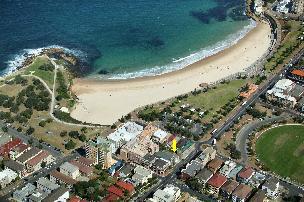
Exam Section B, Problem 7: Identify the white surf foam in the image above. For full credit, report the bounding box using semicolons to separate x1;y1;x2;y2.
101;19;257;80
2;45;85;77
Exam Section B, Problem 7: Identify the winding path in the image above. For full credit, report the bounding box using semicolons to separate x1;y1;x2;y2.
235;114;290;164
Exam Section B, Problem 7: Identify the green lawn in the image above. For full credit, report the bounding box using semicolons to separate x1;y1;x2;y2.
24;56;55;88
256;125;304;184
182;79;246;119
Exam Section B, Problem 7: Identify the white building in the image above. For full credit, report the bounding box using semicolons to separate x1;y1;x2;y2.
262;177;280;199
148;184;181;202
59;162;80;180
107;122;143;153
37;177;60;194
132;165;153;186
152;129;169;143
0;168;18;188
219;161;237;177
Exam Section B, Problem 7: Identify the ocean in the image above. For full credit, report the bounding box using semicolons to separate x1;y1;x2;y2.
0;0;254;79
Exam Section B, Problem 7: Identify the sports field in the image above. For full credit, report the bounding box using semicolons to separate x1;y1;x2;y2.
256;125;304;184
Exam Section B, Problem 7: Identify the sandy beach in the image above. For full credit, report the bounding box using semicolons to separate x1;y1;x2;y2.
71;21;272;125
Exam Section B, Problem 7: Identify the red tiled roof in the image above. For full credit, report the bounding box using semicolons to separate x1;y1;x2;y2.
108;185;124;197
232;184;252;200
102;193;120;202
207;173;227;188
68;196;88;202
50;170;77;185
116;181;134;193
70;160;93;175
238;167;254;179
27;150;50;166
77;157;94;166
0;139;22;156
291;69;304;77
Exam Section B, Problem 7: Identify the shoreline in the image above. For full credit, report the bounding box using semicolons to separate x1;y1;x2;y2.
70;21;272;125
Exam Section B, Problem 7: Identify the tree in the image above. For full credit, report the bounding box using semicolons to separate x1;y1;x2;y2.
26;127;35;135
65;140;76;150
60;131;67;137
41;161;46;168
68;131;80;139
1;126;8;132
39;121;46;127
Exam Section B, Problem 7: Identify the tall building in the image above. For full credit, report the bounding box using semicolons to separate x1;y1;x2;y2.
85;137;113;169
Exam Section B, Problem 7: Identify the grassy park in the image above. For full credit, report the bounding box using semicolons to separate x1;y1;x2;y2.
256;125;304;184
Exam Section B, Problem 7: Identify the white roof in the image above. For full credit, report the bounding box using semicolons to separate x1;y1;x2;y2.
274;79;294;91
60;162;79;173
153;129;168;140
134;165;153;177
0;168;18;181
107;122;143;143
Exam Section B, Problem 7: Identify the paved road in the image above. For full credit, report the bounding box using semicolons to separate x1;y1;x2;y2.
211;48;304;144
235;114;290;164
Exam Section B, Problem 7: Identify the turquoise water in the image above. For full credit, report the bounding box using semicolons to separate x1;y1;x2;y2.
0;0;253;78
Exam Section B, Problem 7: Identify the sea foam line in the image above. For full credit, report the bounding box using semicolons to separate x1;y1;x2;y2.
102;19;257;80
2;45;86;77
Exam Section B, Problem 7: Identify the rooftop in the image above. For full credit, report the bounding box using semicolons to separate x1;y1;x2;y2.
116;181;134;192
250;190;267;202
37;177;60;191
220;180;239;194
107;122;143;143
232;184;252;199
70;160;93;175
50;170;77;185
207;158;224;171
60;162;79;173
291;69;304;77
108;185;124;197
77;157;94;167
238;167;254;179
42;186;69;202
0;138;22;155
195;168;213;181
207;173;227;188
27;150;51;166
4;159;25;171
16;147;41;164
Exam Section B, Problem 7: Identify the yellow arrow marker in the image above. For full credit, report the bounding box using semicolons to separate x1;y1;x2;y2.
171;138;177;153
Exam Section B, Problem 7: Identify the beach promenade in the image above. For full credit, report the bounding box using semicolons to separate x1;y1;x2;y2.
71;22;272;125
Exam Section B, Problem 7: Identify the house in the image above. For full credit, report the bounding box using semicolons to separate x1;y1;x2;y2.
37;177;60;194
0;138;22;157
117;164;135;178
77;157;94;167
237;167;254;183
261;177;280;199
131;166;153;186
116;181;135;195
13;183;36;202
250;190;268;202
207;158;224;173
206;173;227;196
28;189;49;202
50;170;77;189
228;165;243;179
0;168;18;188
107;122;143;153
249;171;266;188
148;184;180;202
152;129;170;143
150;157;171;176
220;180;239;199
42;186;70;202
266;79;297;108
4;160;27;178
219;161;236;177
231;184;252;202
195;168;213;185
154;151;180;165
102;193;120;202
9;143;29;160
70;160;93;176
180;160;204;180
108;185;124;198
26;151;54;173
290;69;304;82
60;162;80;179
16;147;42;165
196;146;216;167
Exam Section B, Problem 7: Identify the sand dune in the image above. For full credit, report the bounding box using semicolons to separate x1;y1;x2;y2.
71;22;272;125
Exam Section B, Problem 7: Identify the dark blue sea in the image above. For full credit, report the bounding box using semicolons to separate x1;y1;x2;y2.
0;0;254;79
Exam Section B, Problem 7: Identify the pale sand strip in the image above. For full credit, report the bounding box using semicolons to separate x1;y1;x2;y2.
70;22;272;125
